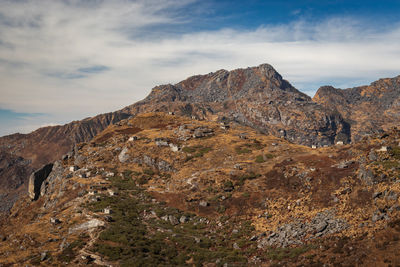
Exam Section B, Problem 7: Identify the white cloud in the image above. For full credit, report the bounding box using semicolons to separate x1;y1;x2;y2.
1;0;400;135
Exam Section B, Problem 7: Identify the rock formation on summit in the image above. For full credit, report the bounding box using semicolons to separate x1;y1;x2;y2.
124;64;351;146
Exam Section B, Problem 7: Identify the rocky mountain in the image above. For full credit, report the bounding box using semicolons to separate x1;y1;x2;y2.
313;75;400;142
0;63;399;215
1;113;400;266
125;64;351;146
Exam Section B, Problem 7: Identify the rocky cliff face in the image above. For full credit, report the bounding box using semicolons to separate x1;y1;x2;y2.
313;75;400;142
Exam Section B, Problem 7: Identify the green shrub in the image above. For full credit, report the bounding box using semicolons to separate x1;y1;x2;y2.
255;155;265;163
182;146;197;153
143;168;155;176
390;147;400;159
235;146;252;154
183;146;212;161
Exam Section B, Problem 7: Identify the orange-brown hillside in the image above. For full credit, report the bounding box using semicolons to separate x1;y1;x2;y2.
1;113;400;266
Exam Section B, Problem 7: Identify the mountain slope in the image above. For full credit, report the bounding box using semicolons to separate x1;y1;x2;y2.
1;113;400;266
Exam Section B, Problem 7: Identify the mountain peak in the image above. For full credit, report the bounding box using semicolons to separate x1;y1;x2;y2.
144;63;307;104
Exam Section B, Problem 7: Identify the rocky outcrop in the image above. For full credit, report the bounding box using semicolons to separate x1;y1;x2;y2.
39;161;65;200
28;163;54;200
257;210;348;248
313;75;400;142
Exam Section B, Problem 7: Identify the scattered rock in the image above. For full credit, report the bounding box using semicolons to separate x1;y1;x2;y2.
69;166;79;172
169;143;180;152
179;216;189;223
155;138;170;147
368;150;378;161
50;217;61;225
128;136;138;142
199;200;209;207
387;191;398;201
257;210;347;248
372;210;387;222
40;252;47;261
358;166;375;185
333;160;355;169
314;221;328;233
193;127;214;138
373;191;383;199
168;215;179;225
118;147;130;163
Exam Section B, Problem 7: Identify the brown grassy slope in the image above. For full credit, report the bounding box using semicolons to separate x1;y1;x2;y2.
1;113;399;265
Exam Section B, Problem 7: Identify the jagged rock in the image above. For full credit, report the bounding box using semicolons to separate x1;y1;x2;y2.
373;191;383;199
28;163;54;200
74;154;86;166
169;143;179;152
40;161;64;199
250;235;258;241
118;147;130;163
193;127;214;138
358;166;375;185
40;252;47;261
179;216;189;223
133;155;175;172
168;215;179;225
387;191;398;201
155;138;170;147
372;210;388;222
69;166;79;172
368;150;378;161
333;160;355;169
315;221;328;233
50;217;61;225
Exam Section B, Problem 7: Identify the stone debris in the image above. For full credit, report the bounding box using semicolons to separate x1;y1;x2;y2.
155;138;170;147
258;210;348;248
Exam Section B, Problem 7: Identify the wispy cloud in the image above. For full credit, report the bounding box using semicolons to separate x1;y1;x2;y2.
1;0;400;135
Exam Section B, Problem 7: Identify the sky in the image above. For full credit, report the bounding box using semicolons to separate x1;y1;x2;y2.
1;0;400;136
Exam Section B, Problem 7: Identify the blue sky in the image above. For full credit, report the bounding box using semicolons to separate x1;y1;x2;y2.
1;0;400;136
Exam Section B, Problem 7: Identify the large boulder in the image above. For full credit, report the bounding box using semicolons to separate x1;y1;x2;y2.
28;163;54;200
